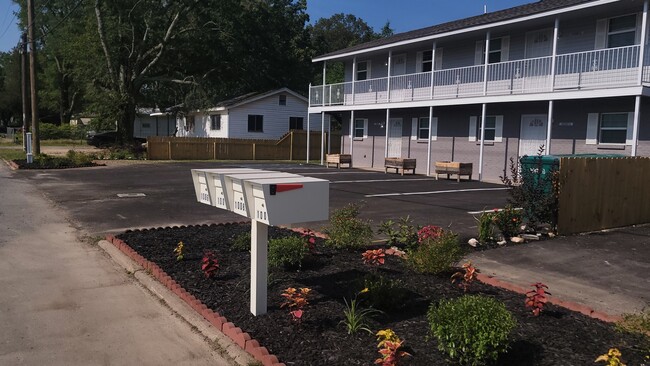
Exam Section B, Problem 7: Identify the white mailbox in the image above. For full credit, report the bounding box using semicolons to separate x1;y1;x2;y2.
223;172;301;218
245;176;329;226
190;168;330;316
191;168;263;206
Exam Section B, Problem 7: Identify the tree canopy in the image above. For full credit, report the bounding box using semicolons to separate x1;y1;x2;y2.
2;1;393;141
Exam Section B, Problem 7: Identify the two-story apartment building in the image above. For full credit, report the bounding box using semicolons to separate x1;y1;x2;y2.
308;0;650;182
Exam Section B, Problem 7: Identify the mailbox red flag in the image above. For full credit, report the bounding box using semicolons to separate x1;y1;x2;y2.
275;184;303;193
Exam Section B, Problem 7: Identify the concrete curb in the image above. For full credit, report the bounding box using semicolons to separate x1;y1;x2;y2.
476;273;623;323
2;158;19;170
102;234;286;366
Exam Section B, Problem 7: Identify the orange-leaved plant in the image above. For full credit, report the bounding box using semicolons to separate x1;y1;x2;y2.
201;250;219;278
451;261;478;292
375;329;410;366
417;225;444;243
280;287;311;322
525;282;551;316
363;249;386;266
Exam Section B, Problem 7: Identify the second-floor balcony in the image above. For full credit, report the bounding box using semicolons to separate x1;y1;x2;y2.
310;45;649;107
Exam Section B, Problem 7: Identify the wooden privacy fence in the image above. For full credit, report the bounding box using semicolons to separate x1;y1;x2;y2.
147;130;341;161
557;156;650;235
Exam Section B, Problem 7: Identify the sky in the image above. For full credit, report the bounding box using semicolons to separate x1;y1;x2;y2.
0;0;535;53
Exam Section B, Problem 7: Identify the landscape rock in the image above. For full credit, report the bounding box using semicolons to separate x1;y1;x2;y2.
497;240;507;246
521;234;540;241
511;236;525;244
468;238;479;247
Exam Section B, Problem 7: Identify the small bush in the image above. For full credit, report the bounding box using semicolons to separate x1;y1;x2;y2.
268;236;308;270
492;205;522;239
324;203;373;249
406;231;464;274
377;216;419;248
428;295;516;366
616;308;650;336
231;232;250;252
66;150;95;165
361;275;408;311
476;211;495;243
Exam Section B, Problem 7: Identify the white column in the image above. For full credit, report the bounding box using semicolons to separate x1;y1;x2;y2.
430;41;437;100
384;109;390;158
306;113;310;163
632;95;641;156
352;57;357;105
550;18;560;90
546;100;554;155
321;112;325;165
387;51;393;102
350;111;355;156
322;61;327;106
250;219;268;316
427;106;433;176
26;132;33;163
327;117;331;154
483;32;491;96
638;0;648;84
478;103;487;181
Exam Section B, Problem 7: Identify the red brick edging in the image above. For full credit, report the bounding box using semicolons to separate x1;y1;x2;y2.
476;273;622;323
105;233;286;366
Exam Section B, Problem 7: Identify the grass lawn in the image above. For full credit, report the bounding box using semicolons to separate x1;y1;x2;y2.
0;148;26;161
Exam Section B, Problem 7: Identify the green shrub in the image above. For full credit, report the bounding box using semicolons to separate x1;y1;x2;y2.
492;205;522;239
231;232;250;252
377;215;419;248
324;203;373;249
65;150;95;165
406;231;464;274
428;295;517;366
361;275;408;311
268;236;308;270
39;123;87;140
476;210;495;243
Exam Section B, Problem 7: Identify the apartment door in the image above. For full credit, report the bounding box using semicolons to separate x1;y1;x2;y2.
392;54;406;76
525;29;553;58
519;114;548;156
387;118;403;157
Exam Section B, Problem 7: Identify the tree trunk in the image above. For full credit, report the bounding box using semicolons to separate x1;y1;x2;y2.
118;100;136;144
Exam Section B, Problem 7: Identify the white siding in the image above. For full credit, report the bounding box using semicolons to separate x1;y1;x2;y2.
228;93;308;139
134;115;176;138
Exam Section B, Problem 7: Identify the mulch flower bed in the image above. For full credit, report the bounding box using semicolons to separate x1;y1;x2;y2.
12;159;101;169
117;223;648;366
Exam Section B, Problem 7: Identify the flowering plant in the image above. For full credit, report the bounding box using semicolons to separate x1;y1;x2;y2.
417;225;444;243
451;261;478;292
375;329;410;366
362;249;386;266
281;287;311;321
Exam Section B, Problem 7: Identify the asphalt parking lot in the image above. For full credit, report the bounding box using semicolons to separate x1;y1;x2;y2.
13;161;510;238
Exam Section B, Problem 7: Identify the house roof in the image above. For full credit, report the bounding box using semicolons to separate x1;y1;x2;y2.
210;87;308;111
314;0;601;61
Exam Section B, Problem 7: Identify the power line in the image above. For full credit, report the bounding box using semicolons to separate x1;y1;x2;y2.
26;0;85;46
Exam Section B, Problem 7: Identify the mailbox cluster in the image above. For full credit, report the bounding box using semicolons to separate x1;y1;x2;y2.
191;168;329;225
191;168;329;315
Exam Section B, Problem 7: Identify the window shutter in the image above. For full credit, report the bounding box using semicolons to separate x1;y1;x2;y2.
363;119;368;138
586;113;599;144
475;41;485;65
626;111;635;145
469;116;477;141
595;19;608;49
431;117;438;141
495;115;504;142
416;52;423;73
501;36;510;62
434;48;443;70
411;117;418;140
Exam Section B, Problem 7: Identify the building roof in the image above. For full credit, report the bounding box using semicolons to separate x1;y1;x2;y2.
211;87;308;110
315;0;598;61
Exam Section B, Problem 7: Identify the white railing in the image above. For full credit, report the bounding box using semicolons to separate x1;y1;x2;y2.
309;45;642;107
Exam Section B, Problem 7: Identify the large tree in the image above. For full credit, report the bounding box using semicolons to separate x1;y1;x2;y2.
0;50;24;127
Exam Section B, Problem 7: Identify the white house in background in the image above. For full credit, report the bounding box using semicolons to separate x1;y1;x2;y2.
134;108;176;139
176;88;330;139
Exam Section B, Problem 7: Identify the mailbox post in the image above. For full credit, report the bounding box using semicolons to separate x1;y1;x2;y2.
191;169;329;316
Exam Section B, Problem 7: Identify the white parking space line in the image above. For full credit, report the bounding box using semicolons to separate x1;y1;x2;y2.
331;178;436;184
307;171;384;175
467;207;522;214
365;187;509;198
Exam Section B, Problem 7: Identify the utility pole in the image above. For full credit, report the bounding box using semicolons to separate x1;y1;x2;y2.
27;0;40;155
20;33;28;151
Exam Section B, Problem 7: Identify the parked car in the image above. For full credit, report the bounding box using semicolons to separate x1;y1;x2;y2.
87;131;146;147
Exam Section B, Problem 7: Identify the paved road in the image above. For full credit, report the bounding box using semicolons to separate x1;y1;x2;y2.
0;163;233;365
15;161;510;238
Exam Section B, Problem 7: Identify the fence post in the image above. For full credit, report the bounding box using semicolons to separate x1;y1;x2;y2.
213;142;217;160
168;141;172;160
253;143;256;160
290;131;294;161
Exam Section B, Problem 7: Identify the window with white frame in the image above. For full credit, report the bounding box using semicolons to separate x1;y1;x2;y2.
469;115;503;142
248;115;264;132
289;117;303;130
477;116;497;141
356;61;370;81
476;37;509;64
607;14;637;48
184;115;195;132
210;115;221;130
353;118;367;139
488;38;503;64
599;113;628;144
420;51;433;72
418;117;429;139
279;94;287;106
